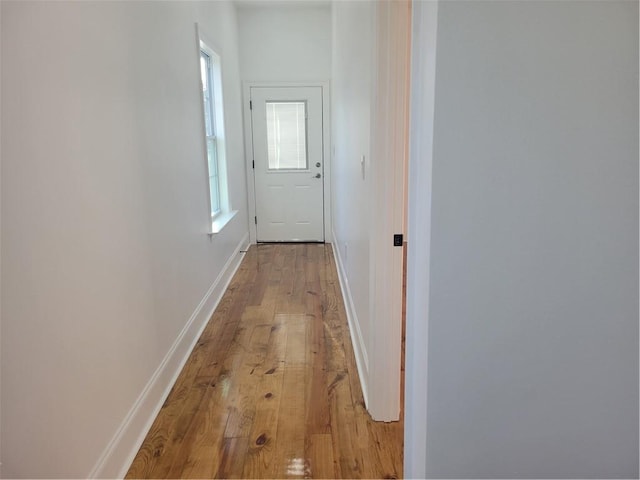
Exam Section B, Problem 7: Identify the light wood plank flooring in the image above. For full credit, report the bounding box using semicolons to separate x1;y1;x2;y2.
126;243;403;479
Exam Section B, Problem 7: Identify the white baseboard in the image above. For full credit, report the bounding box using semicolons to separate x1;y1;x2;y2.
330;230;369;408
89;232;250;479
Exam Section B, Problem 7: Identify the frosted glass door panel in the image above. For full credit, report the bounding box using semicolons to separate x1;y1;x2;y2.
266;101;308;170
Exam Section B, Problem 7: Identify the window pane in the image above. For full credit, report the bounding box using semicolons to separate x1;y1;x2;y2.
200;52;213;137
207;137;221;215
266;101;308;170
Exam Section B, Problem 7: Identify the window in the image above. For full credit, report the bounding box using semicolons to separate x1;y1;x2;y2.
197;30;236;234
266;101;308;170
200;50;221;216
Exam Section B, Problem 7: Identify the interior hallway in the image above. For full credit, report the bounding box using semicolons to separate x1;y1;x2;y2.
126;243;403;479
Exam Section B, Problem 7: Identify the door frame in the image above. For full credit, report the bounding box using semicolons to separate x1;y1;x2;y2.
364;0;411;423
242;81;331;244
404;1;438;477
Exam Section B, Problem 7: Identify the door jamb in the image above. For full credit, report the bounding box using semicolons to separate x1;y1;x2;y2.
364;0;412;423
242;81;332;244
403;0;439;477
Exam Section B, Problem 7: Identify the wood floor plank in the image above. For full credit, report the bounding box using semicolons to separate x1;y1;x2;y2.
276;246;306;314
272;365;307;478
327;368;360;478
308;433;337;479
270;319;308;478
224;324;272;438
242;321;287;479
247;244;273;306
367;420;403;479
215;437;249;479
284;315;307;366
353;400;376;479
155;386;213;478
126;243;404;479
305;246;330;436
305;296;330;435
172;385;230;479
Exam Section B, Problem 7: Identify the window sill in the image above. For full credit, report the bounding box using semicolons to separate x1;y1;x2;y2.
209;210;238;236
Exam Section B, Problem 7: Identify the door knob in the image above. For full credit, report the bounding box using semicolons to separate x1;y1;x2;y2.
313;173;322;178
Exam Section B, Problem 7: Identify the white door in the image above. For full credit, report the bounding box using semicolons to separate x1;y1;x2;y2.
250;86;324;242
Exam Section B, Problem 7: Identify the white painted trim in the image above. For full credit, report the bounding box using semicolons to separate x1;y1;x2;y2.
242;81;331;243
404;0;439;478
321;84;332;243
330;233;369;408
0;2;3;473
242;82;257;243
209;209;238;235
365;0;411;422
88;233;250;479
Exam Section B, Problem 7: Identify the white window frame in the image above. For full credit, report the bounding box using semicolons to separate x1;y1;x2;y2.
200;49;222;218
196;25;236;234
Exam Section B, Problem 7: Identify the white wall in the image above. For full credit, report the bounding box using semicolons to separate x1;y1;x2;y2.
330;0;374;404
1;1;249;477
237;4;331;82
406;0;639;477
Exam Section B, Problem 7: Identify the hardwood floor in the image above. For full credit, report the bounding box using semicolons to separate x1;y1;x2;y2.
126;243;403;479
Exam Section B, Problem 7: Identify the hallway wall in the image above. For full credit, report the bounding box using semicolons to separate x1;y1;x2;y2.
330;0;374;404
1;1;248;477
407;0;639;477
237;4;331;82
